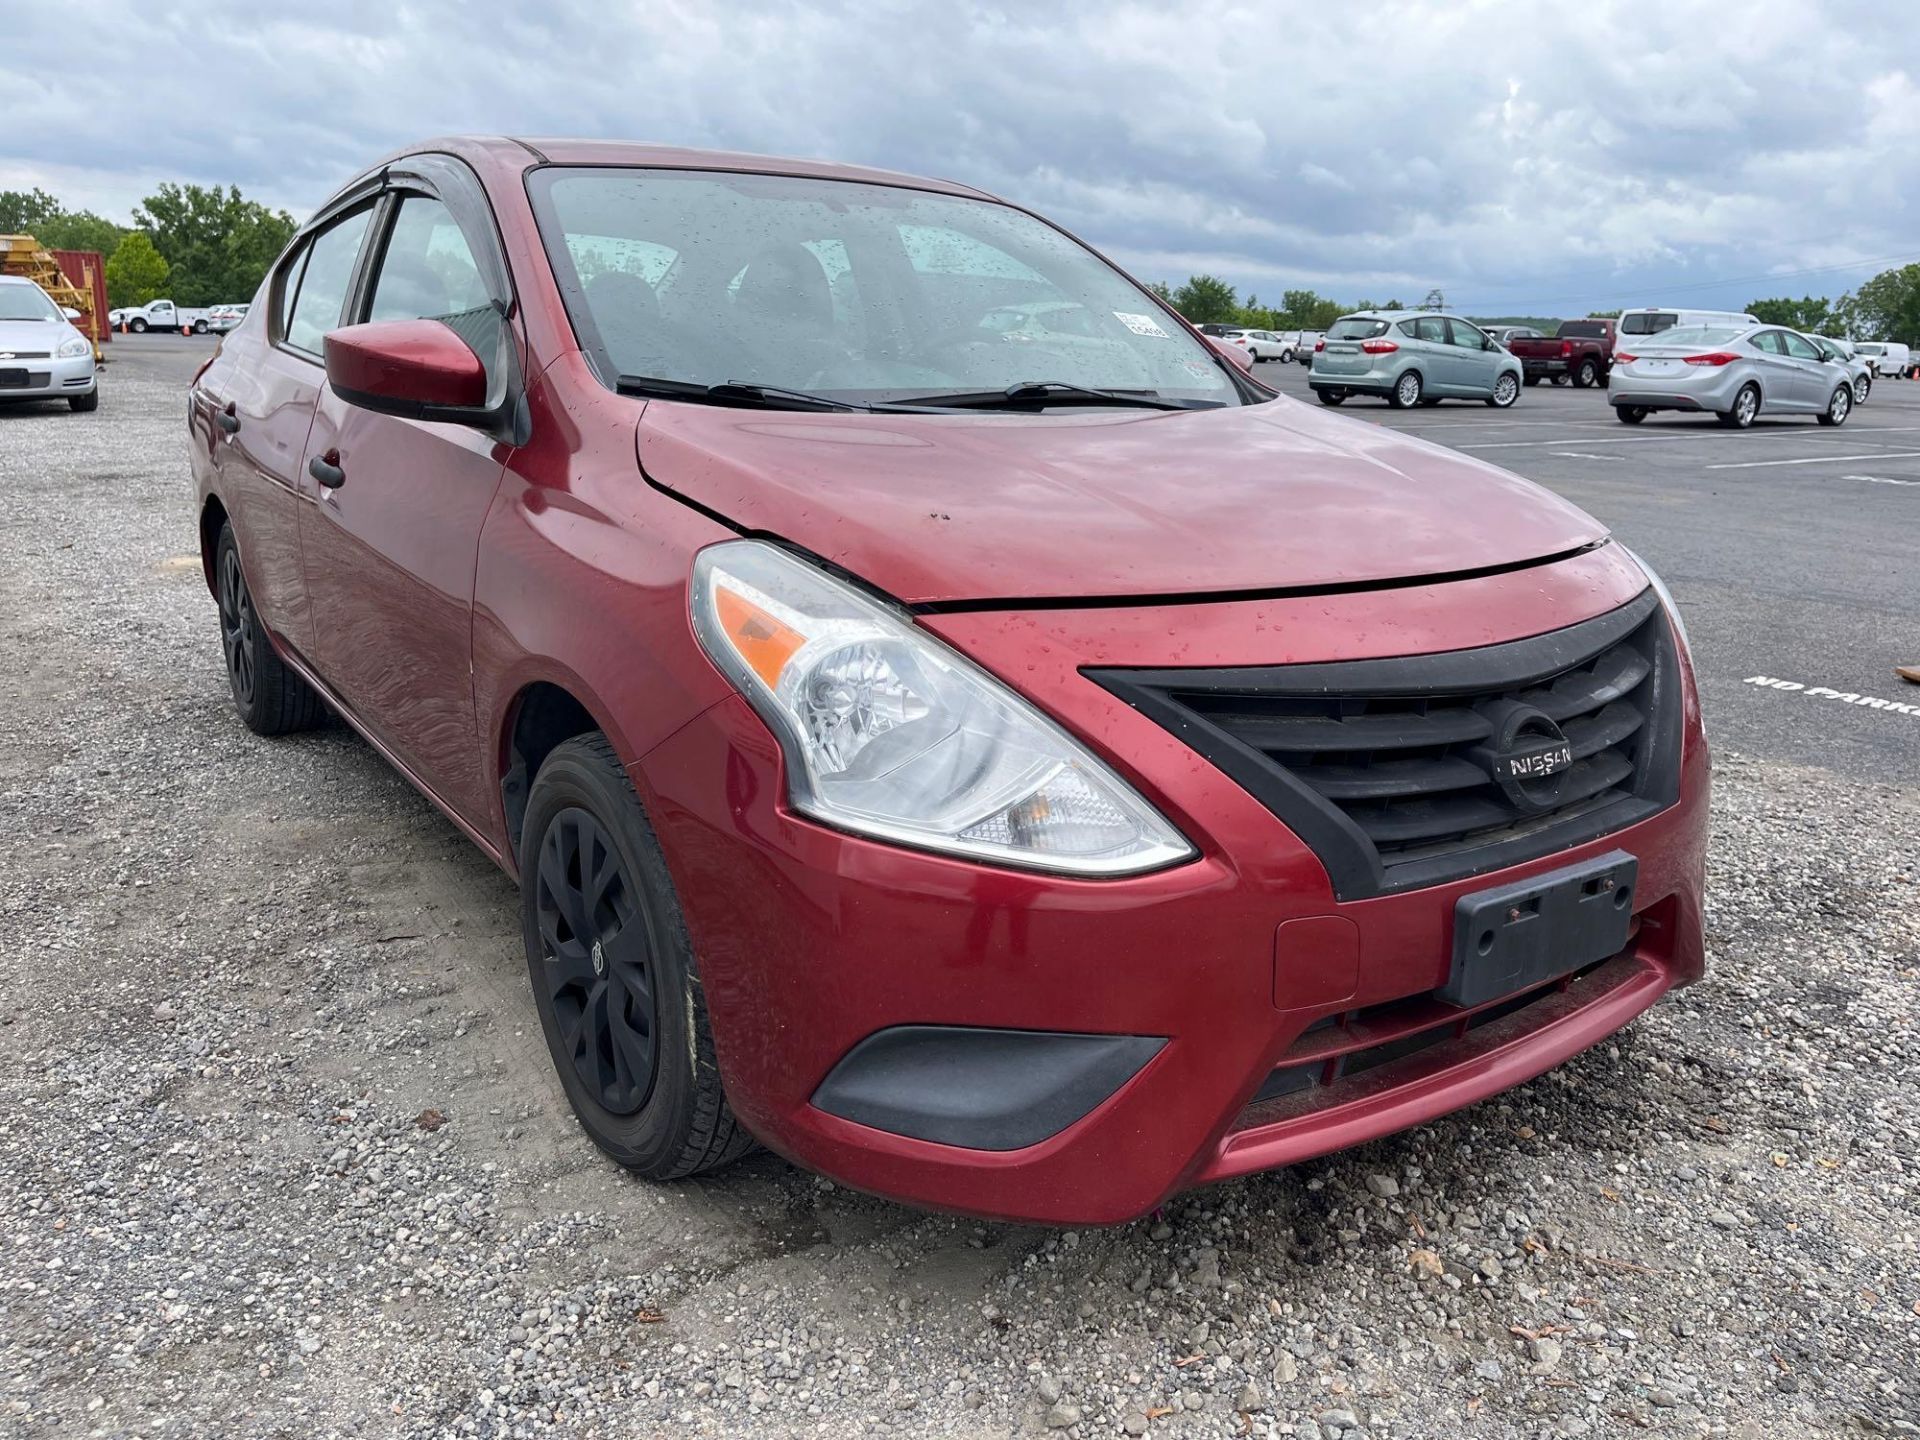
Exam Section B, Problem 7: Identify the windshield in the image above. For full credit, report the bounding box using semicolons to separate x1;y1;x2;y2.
528;167;1240;407
1326;317;1389;340
1636;326;1746;349
1857;343;1885;355
0;285;63;322
1619;312;1677;335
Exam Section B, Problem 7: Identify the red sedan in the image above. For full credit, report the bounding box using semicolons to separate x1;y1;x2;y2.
187;138;1709;1225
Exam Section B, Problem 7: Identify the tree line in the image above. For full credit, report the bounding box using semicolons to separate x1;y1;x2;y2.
1148;270;1920;346
0;185;298;310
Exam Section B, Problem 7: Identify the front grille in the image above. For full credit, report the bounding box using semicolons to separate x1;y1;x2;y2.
0;369;51;390
1092;588;1682;899
0;351;51;360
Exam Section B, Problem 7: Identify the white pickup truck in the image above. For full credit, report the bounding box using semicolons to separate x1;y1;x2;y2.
109;299;212;334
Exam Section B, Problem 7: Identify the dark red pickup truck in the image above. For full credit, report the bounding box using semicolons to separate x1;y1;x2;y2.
1505;319;1616;388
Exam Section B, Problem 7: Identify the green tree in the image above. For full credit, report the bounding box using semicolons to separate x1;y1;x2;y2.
37;210;128;256
1829;266;1920;344
1171;274;1239;324
0;187;63;235
1142;279;1174;303
1747;295;1833;333
105;232;170;307
134;183;296;307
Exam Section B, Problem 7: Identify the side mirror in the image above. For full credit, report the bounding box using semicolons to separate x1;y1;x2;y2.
1206;335;1254;372
324;318;490;423
61;306;82;320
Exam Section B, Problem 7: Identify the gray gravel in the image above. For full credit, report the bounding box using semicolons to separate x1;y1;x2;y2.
2;342;1918;1438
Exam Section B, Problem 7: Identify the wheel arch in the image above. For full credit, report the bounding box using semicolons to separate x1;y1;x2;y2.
198;493;230;599
497;674;634;868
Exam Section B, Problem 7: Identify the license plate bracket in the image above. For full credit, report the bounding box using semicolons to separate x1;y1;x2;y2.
1442;850;1638;1009
0;368;27;389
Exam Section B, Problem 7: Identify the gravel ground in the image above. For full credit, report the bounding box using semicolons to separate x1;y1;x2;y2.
2;350;1917;1439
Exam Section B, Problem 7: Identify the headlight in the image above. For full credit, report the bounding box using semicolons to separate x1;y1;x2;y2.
1623;545;1689;651
691;540;1194;876
57;336;91;360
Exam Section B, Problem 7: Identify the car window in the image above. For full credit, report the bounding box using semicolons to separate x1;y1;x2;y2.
1327;317;1389;340
1780;332;1821;361
1750;331;1786;355
368;195;492;325
1620;312;1676;335
1445;318;1486;348
285;207;372;355
1408;316;1446;343
1559;320;1609;338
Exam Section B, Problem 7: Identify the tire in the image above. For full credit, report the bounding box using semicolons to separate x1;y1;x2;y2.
1280;350;1295;365
1854;374;1871;405
1523;374;1541;387
213;523;327;735
1573;358;1599;388
1717;384;1761;428
129;317;148;333
193;319;209;335
521;734;754;1180
1550;374;1569;386
1389;370;1423;409
69;388;99;413
1487;372;1520;408
1818;384;1852;427
1615;405;1647;425
1315;389;1345;406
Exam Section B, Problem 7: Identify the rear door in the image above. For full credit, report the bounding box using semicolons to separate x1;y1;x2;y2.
1747;331;1807;410
297;164;518;829
1404;315;1454;390
201;204;374;662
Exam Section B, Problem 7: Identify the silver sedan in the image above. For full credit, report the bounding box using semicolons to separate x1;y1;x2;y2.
1608;324;1855;428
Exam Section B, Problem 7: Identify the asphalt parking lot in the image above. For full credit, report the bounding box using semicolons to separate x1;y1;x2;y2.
2;335;1917;1440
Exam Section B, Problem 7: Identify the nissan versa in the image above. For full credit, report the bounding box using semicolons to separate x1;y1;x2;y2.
186;138;1709;1226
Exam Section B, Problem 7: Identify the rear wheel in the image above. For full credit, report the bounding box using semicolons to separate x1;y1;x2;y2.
1487;373;1520;408
69;388;99;413
1718;384;1760;428
1550;374;1569;386
193;319;209;335
1573;358;1599;388
1615;405;1647;425
1315;389;1345;406
213;524;326;735
1818;385;1852;426
522;735;753;1179
1389;370;1423;409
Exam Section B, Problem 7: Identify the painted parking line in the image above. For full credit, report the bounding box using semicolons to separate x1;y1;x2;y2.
1843;473;1920;486
1744;675;1920;717
1706;450;1920;471
1457;425;1920;452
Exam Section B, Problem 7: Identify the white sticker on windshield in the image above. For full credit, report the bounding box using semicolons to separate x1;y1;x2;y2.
1114;311;1171;338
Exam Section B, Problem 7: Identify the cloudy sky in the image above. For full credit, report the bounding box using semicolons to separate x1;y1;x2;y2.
6;0;1919;315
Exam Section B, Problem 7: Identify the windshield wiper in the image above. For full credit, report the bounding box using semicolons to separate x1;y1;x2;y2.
616;375;871;412
889;380;1215;412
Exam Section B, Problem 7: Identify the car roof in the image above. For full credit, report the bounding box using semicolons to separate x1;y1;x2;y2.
341;135;999;206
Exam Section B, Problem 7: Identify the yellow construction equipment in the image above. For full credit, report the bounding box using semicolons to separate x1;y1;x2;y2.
0;234;105;361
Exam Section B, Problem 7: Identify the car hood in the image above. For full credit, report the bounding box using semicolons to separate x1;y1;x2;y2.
0;318;78;353
636;395;1609;606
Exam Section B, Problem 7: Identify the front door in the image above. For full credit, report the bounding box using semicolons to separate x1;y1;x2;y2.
1778;330;1834;410
1445;318;1499;396
298;188;515;829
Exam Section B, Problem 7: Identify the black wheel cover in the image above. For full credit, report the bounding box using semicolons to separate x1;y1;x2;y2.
217;544;255;708
534;807;657;1115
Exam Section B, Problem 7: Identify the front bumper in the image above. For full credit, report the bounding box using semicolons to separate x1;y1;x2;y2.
638;548;1710;1225
0;351;96;400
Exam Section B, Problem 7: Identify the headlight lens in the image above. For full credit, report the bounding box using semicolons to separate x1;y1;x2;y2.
57;335;91;360
691;540;1194;875
1622;546;1689;651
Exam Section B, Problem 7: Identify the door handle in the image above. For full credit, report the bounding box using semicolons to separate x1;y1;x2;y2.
309;451;346;489
216;406;240;435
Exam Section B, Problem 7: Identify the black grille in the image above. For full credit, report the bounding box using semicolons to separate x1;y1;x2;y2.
0;369;51;390
1092;588;1682;899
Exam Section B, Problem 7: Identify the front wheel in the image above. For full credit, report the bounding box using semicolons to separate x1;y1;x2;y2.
1487;372;1520;408
522;735;754;1180
1818;385;1852;426
1389;370;1423;409
1718;384;1760;428
1854;374;1871;405
1614;405;1647;425
69;388;100;413
129;317;148;333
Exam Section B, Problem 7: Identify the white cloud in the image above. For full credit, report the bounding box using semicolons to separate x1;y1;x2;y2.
2;0;1916;314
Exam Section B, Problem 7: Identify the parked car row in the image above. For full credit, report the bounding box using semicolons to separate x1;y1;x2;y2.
1218;327;1322;363
104;299;251;333
1610;322;1867;426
